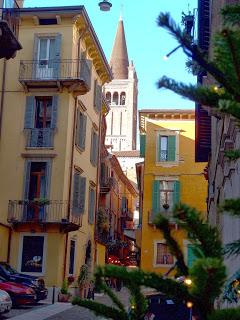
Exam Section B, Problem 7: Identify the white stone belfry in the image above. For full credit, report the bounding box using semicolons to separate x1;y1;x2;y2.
104;16;138;151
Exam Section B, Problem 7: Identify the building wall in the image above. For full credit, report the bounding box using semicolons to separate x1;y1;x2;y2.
140;116;207;273
0;8;110;286
206;0;240;280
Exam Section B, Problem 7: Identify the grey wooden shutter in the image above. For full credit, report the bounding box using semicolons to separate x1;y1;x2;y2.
80;114;87;150
23;161;31;199
88;188;95;224
90;131;94;165
45;160;52;198
92;133;99;166
79;176;86;214
72;173;80;215
33;34;39;78
75;111;80;147
30;129;39;147
24;96;35;129
53;33;62;78
51;96;58;129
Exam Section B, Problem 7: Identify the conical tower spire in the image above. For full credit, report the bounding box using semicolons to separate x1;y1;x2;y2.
110;15;129;79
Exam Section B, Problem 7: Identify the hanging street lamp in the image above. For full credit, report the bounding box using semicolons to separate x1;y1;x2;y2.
98;1;112;11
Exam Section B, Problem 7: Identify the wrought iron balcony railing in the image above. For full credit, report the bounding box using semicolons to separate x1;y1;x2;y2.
19;59;92;94
100;177;116;193
25;128;54;148
8;200;82;232
148;210;175;225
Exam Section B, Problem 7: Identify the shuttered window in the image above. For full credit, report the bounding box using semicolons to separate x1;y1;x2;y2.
140;135;146;157
94;80;102;113
152;180;180;217
156;243;174;265
157;135;176;162
72;172;86;215
88;187;95;224
75;110;87;151
90;131;99;167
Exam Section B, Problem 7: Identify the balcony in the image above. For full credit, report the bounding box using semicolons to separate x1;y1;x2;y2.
0;0;22;59
25;128;54;148
8;200;82;232
100;177;116;194
148;210;176;226
19;59;92;95
121;208;133;220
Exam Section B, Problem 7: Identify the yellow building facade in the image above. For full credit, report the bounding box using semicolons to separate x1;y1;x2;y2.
139;109;207;274
0;6;112;286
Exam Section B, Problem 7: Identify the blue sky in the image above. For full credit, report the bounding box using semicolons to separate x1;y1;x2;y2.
25;0;197;110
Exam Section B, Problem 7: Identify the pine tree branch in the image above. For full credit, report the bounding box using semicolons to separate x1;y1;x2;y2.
101;282;126;312
157;76;229;108
219;198;240;216
157;13;236;95
153;215;188;276
221;5;240;27
95;265;192;302
174;204;223;259
72;298;128;320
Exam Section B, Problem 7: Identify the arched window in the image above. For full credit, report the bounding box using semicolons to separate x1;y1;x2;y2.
106;92;111;104
112;92;119;105
120;92;126;105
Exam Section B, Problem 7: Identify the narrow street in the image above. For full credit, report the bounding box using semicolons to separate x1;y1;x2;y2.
0;288;129;320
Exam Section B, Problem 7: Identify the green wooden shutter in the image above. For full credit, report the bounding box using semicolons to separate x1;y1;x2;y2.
158;134;162;161
51;96;58;129
88;188;95;224
24;97;35;129
79;176;86;214
187;244;196;267
152;180;160;217
140;135;146;157
173;181;180;205
72;173;80;215
167;136;176;161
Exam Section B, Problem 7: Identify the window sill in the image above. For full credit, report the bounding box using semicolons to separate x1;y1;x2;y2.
153;263;175;268
25;147;54;150
155;161;179;167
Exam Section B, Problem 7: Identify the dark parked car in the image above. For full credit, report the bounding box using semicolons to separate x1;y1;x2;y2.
0;276;36;306
0;262;48;301
142;292;190;320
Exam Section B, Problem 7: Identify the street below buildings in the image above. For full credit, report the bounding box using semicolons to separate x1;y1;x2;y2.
0;288;129;320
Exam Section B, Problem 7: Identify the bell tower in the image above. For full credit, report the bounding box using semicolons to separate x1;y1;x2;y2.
104;15;138;151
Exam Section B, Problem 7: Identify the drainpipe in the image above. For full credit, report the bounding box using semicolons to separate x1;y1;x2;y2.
0;59;7;138
63;28;87;280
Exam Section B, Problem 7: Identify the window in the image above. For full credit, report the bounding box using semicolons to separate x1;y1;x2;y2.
94;80;102;113
20;235;46;274
24;96;58;147
120;92;126;105
157;134;176;162
75;110;87;151
68;240;76;275
112;92;119;105
88;187;95;224
33;33;61;79
152;180;180;217
23;161;51;221
72;171;86;215
90;131;99;167
155;242;174;265
106;92;111;104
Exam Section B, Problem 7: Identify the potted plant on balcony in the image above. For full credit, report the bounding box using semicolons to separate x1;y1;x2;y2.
33;198;50;206
58;279;71;302
78;264;89;299
97;208;109;234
